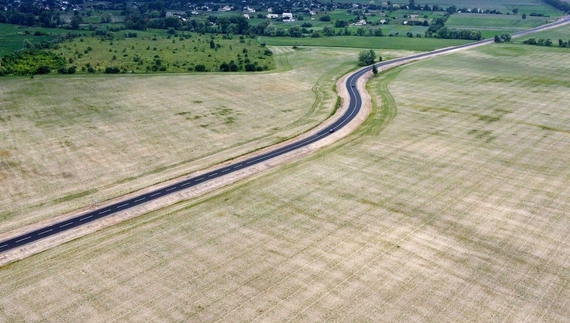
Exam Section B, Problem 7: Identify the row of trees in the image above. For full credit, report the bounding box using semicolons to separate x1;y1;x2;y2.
423;14;482;40
435;27;482;40
526;38;570;47
0;8;62;27
263;25;385;38
541;0;570;13
524;38;552;46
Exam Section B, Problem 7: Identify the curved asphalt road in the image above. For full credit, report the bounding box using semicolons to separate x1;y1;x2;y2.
1;16;569;254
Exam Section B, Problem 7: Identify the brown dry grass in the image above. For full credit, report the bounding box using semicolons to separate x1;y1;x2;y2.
0;46;369;234
1;43;570;322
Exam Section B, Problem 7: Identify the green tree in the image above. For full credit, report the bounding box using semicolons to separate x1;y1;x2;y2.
323;26;335;36
70;14;82;30
335;20;348;28
522;13;527;19
23;39;34;49
372;64;378;75
289;26;302;37
358;49;376;66
36;65;51;74
545;38;553;46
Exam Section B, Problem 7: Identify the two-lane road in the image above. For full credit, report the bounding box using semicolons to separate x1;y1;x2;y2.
1;16;569;255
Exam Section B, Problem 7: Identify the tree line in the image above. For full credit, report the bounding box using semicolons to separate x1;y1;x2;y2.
523;38;570;47
424;14;481;40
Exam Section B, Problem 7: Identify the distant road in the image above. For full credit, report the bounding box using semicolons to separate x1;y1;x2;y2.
1;16;569;254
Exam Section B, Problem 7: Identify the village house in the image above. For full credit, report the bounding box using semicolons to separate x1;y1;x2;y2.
355;19;367;26
282;12;294;20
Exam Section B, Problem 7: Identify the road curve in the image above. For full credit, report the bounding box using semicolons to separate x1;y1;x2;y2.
1;16;569;255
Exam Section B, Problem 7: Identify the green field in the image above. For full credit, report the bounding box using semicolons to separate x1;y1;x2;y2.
512;21;570;43
1;35;570;321
0;23;70;56
416;0;564;16
447;13;557;30
259;35;470;51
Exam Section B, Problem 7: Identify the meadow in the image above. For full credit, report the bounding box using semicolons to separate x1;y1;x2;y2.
446;13;559;37
1;23;570;322
415;0;564;16
259;35;470;51
447;13;555;30
0;23;70;56
512;21;570;43
51;30;275;73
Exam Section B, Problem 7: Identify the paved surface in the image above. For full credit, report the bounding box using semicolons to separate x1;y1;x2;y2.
1;16;568;254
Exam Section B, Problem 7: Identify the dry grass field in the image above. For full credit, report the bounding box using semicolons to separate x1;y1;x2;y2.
0;46;402;233
1;38;570;321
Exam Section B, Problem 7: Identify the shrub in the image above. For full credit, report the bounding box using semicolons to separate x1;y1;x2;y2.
104;66;120;74
36;65;51;74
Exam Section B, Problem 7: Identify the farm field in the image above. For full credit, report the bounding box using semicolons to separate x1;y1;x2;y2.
259;35;470;51
513;20;570;42
0;23;71;56
1;27;570;322
447;13;554;30
1;46;409;234
446;13;559;38
415;0;563;16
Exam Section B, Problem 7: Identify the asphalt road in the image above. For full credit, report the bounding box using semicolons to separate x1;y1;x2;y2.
1;16;569;254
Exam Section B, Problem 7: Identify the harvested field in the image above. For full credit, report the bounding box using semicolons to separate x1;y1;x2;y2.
1;41;570;322
0;46;387;233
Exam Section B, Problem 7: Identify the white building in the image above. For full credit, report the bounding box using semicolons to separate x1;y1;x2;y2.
355;19;367;26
